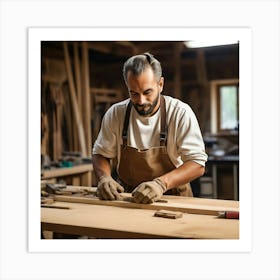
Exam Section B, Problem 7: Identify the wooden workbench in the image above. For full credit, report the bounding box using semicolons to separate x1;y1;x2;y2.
41;196;239;239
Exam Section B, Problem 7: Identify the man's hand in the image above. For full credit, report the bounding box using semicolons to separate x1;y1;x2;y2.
132;178;167;204
97;175;124;200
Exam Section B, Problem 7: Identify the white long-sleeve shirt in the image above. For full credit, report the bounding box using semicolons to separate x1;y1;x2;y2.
92;95;207;169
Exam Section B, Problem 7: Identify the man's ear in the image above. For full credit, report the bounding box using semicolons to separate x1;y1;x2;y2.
158;77;164;93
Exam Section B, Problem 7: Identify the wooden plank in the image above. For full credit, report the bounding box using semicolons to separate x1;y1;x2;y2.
63;42;87;157
73;43;82;151
73;43;82;109
173;42;182;99
41;113;49;156
50;85;63;160
41;164;93;179
81;42;92;157
61;85;74;150
53;194;239;216
60;185;96;193
195;49;209;132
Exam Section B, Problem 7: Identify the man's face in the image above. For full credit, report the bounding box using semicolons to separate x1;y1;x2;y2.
126;67;164;117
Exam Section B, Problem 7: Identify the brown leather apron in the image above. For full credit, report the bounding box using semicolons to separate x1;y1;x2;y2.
118;95;193;196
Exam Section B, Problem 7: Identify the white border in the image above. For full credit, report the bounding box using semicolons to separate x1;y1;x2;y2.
1;1;279;279
28;27;252;253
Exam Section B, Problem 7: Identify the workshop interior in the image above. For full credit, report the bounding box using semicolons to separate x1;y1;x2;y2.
41;41;239;239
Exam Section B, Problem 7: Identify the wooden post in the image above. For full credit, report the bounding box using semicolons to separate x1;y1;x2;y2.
173;42;182;99
73;42;82;151
81;42;92;157
196;49;209;132
63;42;87;157
74;43;82;112
50;85;61;161
62;84;74;151
41;112;49;156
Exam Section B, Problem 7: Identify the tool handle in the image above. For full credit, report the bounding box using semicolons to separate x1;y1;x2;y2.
218;211;239;219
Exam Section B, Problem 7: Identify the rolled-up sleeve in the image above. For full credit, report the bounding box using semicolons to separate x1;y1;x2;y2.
177;107;207;166
92;107;117;159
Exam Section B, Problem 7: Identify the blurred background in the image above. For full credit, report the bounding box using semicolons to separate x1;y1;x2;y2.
41;41;239;200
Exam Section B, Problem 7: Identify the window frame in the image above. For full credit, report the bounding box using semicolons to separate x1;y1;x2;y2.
210;79;239;134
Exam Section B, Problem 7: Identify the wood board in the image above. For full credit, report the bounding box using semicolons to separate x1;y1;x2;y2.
41;164;93;179
53;193;239;216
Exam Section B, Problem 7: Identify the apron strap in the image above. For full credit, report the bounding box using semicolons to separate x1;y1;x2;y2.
160;95;167;146
122;101;132;146
121;95;167;146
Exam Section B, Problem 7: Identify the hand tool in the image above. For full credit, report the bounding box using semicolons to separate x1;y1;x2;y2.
218;211;239;219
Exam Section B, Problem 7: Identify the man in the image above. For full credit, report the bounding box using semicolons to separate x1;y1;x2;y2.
92;52;207;204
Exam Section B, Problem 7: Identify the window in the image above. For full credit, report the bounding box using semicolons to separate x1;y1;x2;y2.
210;80;239;133
218;85;239;130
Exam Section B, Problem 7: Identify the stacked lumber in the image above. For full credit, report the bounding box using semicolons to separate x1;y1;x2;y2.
41;42;125;164
41;42;92;161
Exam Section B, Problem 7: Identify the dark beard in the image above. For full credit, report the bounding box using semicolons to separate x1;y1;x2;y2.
132;93;160;116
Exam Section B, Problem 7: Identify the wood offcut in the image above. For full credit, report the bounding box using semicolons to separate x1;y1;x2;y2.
154;209;183;219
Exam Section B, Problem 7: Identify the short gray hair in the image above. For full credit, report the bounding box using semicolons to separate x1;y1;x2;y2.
122;52;162;83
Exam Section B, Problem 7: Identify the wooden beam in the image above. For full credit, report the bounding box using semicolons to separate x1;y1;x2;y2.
73;43;82;151
41;164;93;179
49;84;64;161
73;43;82;111
81;42;92;157
173;42;182;99
87;42;136;57
196;49;209;132
63;42;87;157
62;84;74;150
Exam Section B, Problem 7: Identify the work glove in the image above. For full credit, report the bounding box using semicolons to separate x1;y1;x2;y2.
97;175;124;200
132;178;167;204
